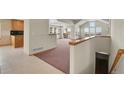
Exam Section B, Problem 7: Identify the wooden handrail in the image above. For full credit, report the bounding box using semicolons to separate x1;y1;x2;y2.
69;36;111;46
109;49;124;74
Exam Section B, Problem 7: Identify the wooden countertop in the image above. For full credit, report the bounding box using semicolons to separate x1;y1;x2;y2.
69;35;111;46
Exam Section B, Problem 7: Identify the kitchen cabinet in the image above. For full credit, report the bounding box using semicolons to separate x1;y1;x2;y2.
11;20;24;31
11;35;23;48
11;20;24;48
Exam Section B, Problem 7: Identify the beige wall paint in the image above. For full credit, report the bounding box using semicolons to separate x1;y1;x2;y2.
70;37;111;74
24;19;57;55
0;19;11;46
109;20;124;73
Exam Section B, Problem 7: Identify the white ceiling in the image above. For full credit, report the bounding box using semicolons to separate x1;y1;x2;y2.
57;19;110;25
57;19;81;24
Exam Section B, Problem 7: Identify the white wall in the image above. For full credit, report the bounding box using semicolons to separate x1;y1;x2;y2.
0;19;11;46
70;38;95;74
24;19;57;55
109;20;124;73
70;36;111;74
24;20;30;54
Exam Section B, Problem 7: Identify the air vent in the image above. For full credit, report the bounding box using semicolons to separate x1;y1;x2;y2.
32;47;43;51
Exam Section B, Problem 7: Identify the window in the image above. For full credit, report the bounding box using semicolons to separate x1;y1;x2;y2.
84;28;89;34
89;21;95;27
96;27;102;35
83;21;102;36
84;27;89;36
90;28;95;34
89;21;96;35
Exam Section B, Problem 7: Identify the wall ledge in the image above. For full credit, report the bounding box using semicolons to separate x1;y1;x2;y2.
69;35;111;46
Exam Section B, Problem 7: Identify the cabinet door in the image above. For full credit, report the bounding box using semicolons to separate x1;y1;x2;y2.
11;20;14;30
15;36;23;48
11;20;24;31
17;21;24;30
11;36;15;47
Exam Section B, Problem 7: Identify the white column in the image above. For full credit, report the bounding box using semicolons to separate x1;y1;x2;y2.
79;26;82;38
70;24;76;39
59;27;63;39
24;20;30;55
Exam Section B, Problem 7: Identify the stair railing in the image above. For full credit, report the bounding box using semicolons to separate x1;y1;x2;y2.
109;49;124;74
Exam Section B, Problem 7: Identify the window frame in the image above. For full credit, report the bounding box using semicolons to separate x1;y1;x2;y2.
84;21;102;36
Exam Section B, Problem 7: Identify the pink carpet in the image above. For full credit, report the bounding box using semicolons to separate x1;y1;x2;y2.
34;39;70;73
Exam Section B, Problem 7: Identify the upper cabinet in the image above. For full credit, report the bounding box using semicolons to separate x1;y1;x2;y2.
11;20;24;31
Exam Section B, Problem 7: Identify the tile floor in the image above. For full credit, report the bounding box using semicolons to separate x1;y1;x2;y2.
0;46;64;74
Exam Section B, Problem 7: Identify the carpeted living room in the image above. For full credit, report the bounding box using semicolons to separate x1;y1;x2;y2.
34;39;70;74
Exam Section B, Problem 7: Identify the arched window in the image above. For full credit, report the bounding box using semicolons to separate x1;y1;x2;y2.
84;21;102;36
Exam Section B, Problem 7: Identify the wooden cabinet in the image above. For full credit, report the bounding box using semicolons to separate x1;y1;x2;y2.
11;35;23;48
11;20;24;31
11;20;24;48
